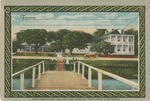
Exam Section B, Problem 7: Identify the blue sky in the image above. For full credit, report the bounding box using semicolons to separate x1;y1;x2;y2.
11;12;139;34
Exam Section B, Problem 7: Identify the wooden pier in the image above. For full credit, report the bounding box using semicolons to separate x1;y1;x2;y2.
29;71;94;90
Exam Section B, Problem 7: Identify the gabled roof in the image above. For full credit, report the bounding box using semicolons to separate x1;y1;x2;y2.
108;29;120;34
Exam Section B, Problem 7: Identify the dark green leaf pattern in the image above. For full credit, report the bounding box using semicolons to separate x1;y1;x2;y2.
4;6;145;98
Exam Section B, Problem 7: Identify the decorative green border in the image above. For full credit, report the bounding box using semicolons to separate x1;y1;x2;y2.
4;6;145;98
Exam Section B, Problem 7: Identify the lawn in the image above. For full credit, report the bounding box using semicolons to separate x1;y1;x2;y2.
80;60;138;79
13;59;57;78
12;59;138;79
13;53;50;56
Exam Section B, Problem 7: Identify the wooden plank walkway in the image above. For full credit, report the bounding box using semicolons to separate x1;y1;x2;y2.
29;71;95;90
55;57;65;71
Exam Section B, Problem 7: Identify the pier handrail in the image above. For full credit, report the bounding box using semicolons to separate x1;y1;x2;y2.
12;61;43;77
74;61;139;90
12;61;45;90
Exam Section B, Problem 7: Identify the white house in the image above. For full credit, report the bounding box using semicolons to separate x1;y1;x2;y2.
104;29;134;55
65;46;91;54
17;42;51;52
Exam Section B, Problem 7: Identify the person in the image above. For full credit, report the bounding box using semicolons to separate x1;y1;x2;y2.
66;56;69;64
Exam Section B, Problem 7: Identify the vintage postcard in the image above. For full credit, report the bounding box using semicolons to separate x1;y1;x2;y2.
0;0;150;101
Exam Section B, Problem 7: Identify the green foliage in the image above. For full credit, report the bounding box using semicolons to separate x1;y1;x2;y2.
13;40;24;52
81;60;138;79
91;29;114;55
46;31;56;42
91;42;114;55
13;59;57;78
16;29;48;54
93;29;107;42
50;42;62;52
125;28;138;56
55;29;71;41
62;31;92;55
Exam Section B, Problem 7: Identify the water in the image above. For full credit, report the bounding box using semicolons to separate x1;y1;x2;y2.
12;79;32;90
12;79;138;90
92;79;138;90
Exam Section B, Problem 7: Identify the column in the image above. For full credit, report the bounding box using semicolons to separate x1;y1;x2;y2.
42;62;45;73
88;67;92;87
73;63;76;72
20;72;24;90
133;36;135;55
42;46;44;52
128;36;129;54
78;62;80;74
116;36;118;54
98;72;102;90
30;46;32;52
116;45;118;54
32;67;36;88
82;65;85;79
38;65;41;79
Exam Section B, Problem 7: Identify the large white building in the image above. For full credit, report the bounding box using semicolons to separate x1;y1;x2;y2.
104;29;134;55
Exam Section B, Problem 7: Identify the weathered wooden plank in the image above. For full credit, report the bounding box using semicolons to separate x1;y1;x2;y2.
29;71;95;90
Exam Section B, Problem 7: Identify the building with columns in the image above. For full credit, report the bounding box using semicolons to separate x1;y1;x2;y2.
17;42;51;52
104;29;134;55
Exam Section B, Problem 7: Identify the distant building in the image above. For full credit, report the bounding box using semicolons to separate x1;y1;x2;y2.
65;46;91;54
104;29;134;55
17;42;51;52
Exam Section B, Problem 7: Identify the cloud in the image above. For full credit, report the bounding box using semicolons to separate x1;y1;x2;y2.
105;13;118;19
11;12;139;34
57;14;94;19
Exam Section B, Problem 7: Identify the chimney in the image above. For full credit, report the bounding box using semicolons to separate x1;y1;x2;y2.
121;29;124;34
105;30;108;34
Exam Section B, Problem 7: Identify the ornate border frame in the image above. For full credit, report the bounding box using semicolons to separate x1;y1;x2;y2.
4;6;145;98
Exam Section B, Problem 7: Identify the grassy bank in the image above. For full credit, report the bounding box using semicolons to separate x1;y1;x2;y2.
13;53;49;56
13;59;57;78
13;59;138;79
80;60;138;79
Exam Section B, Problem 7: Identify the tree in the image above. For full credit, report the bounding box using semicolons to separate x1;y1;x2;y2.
62;31;90;55
46;31;56;42
16;29;48;54
12;40;24;52
93;29;107;42
125;28;138;56
91;29;114;55
50;42;63;52
91;42;114;55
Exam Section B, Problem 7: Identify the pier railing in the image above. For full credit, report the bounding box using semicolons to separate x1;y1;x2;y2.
73;61;139;90
12;61;45;90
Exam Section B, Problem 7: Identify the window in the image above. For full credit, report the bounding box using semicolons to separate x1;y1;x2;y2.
118;49;120;51
129;36;133;42
123;49;126;51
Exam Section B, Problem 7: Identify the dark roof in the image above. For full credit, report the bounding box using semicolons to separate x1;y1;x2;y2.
108;29;120;34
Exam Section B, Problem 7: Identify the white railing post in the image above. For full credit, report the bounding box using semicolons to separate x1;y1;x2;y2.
73;63;76;72
20;72;24;90
42;62;45;73
38;64;41;79
88;67;92;87
82;64;85;79
98;71;102;90
32;67;36;88
78;62;80;74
